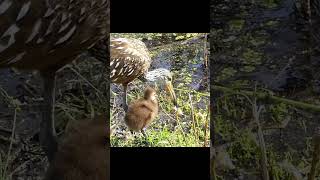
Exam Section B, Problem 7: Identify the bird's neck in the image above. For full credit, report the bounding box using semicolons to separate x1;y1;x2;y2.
145;97;157;104
138;73;148;82
150;99;158;105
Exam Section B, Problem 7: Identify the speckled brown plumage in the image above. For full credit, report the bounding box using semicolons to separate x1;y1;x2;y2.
44;114;109;180
0;0;110;70
110;38;151;84
110;38;152;111
125;87;158;131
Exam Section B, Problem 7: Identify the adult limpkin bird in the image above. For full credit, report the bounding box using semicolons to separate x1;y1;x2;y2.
110;38;178;111
0;0;110;161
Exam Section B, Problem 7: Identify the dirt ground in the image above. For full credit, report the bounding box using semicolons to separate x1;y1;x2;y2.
0;55;106;179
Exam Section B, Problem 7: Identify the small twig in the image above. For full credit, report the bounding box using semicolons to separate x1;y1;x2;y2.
173;92;186;145
158;98;179;122
210;147;217;180
213;85;320;112
308;127;320;180
68;66;102;95
174;88;209;97
188;93;199;143
174;109;187;145
55;103;83;114
203;33;208;69
4;107;18;179
112;93;117;110
0;86;17;107
252;83;269;180
204;103;210;147
9;160;29;177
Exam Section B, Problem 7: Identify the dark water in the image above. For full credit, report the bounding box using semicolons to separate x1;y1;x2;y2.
212;0;320;95
149;35;209;92
211;0;320;178
148;36;209;111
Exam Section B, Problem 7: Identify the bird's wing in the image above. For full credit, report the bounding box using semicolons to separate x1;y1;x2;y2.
0;1;109;70
138;102;156;128
110;38;151;84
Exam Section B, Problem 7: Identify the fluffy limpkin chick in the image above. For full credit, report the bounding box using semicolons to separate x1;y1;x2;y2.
44;114;109;180
125;87;158;134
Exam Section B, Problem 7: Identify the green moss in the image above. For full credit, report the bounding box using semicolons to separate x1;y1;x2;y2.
261;0;280;8
229;130;259;168
268;103;289;124
217;67;237;81
249;35;267;47
229;19;245;32
242;49;263;65
265;20;279;27
240;66;256;72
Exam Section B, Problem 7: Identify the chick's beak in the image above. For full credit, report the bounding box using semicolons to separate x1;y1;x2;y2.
165;81;178;108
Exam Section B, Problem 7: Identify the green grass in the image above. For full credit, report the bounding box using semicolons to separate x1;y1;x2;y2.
0;58;107;178
0;89;20;180
0;153;10;180
213;90;318;179
110;33;209;147
110;83;210;147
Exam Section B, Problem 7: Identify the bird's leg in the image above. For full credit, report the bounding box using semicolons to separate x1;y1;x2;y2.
129;130;135;139
123;84;128;112
40;71;58;162
141;128;149;146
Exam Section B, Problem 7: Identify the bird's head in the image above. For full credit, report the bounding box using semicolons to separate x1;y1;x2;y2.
143;87;158;103
144;68;178;109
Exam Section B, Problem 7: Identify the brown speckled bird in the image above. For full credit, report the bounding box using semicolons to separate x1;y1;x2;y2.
110;38;177;111
125;87;158;137
44;114;109;180
0;0;110;161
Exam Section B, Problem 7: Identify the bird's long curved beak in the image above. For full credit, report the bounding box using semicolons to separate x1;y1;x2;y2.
165;81;178;108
